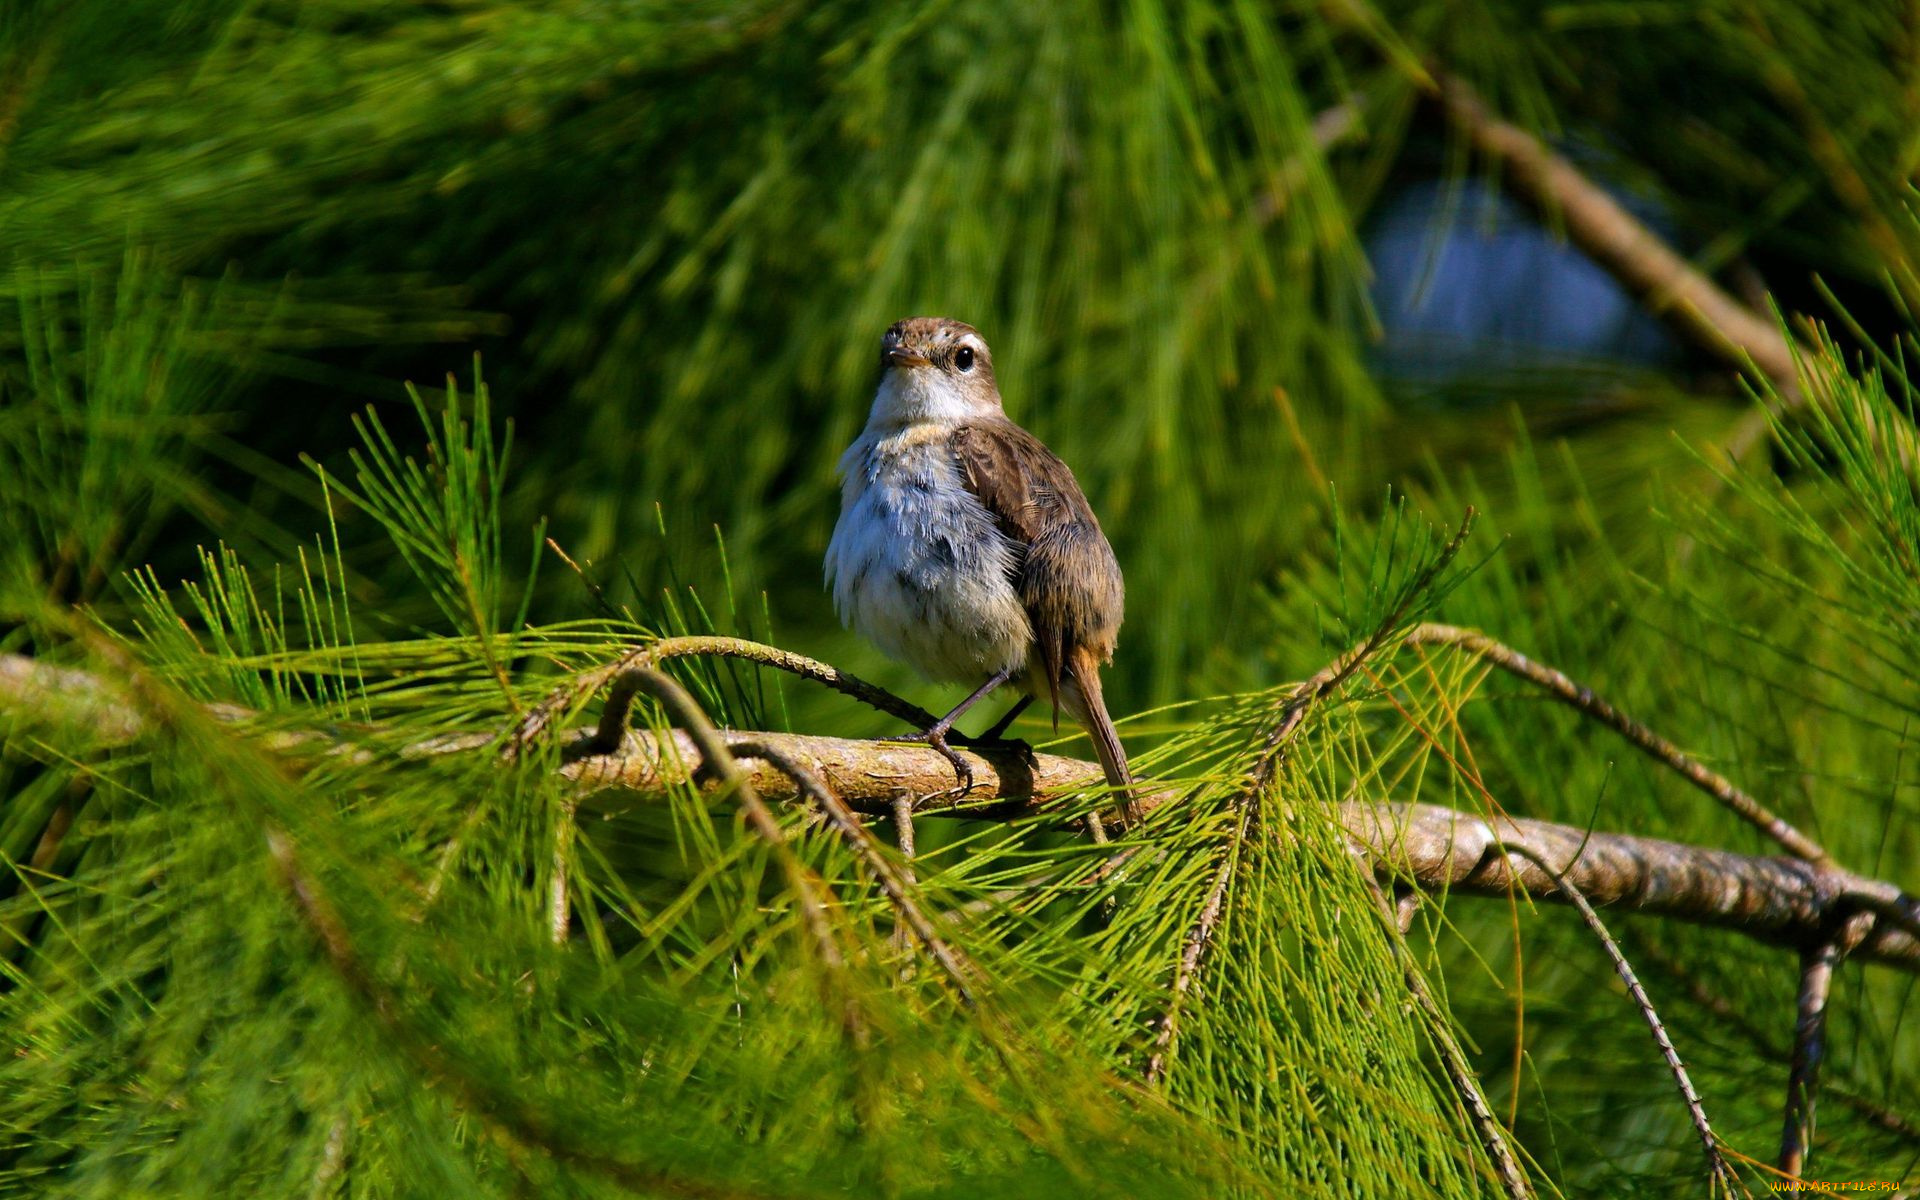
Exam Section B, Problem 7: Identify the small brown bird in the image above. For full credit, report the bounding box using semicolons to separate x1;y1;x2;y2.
825;317;1136;821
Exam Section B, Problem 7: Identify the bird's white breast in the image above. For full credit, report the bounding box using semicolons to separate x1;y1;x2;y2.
824;425;1032;684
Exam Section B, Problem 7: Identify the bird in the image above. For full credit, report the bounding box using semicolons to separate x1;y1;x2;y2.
824;317;1138;824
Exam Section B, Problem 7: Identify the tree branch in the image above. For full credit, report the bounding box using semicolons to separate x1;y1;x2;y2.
1503;844;1736;1194
1403;623;1829;864
1144;512;1476;1087
1425;70;1801;402
1626;935;1920;1145
4;649;1913;971
1779;910;1878;1178
552;728;1919;970
1342;801;1915;972
1414;66;1920;471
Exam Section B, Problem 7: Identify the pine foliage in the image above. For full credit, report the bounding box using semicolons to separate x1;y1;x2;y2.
2;2;1918;1197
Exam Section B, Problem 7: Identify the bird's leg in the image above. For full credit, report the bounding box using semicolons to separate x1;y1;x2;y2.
957;694;1039;771
897;667;1015;795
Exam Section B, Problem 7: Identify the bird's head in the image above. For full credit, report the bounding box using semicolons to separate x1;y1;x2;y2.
868;317;1002;427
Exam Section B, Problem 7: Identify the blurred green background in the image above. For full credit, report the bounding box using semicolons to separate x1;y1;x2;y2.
12;0;1909;707
4;1;1919;1196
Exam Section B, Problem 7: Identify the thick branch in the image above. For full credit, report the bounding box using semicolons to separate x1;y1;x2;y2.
562;727;1919;973
5;651;1913;971
1343;801;1915;971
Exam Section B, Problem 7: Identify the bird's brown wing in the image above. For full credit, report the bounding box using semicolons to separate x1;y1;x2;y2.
950;419;1124;715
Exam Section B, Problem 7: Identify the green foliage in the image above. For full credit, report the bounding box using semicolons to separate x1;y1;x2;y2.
1;395;1511;1198
7;0;1859;698
3;2;1919;1197
6;339;1918;1195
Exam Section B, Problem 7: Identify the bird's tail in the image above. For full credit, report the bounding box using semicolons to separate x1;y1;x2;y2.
1064;646;1139;825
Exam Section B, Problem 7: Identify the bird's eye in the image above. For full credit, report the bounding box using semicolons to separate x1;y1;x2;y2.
954;346;975;372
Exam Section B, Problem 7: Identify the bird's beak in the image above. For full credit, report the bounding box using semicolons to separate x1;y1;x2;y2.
885;347;931;369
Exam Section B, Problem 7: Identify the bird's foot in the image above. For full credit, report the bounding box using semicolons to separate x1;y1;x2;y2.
895;726;974;796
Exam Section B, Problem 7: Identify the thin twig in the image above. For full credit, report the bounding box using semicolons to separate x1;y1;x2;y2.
1629;935;1920;1144
728;738;979;1007
510;636;939;758
615;669;850;983
1405;623;1830;864
548;796;577;945
1358;868;1536;1200
890;795;917;865
1253;511;1478;788
1144;511;1477;1088
1142;805;1248;1085
1504;844;1739;1195
2;780;81;956
889;794;918;962
308;1111;350;1200
1780;910;1878;1178
418;803;491;911
1394;887;1421;935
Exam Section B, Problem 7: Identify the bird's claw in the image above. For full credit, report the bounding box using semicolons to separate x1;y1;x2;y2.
896;726;975;797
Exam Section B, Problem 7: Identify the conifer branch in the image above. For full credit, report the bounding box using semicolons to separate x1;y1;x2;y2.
1145;511;1476;1087
49;638;783;1200
1142;806;1246;1086
1779;910;1877;1179
562;731;1920;971
265;827;786;1200
1421;69;1802;403
1134;515;1534;1197
1502;844;1738;1195
4;648;1914;970
1402;623;1830;863
726;738;980;1007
